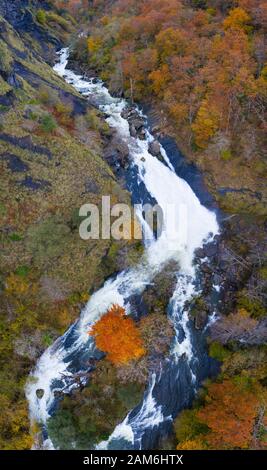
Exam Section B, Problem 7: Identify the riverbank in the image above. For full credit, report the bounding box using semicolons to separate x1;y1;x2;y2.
0;3;143;449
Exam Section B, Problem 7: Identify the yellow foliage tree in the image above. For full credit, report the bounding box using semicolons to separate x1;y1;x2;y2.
87;36;102;54
192;99;220;149
149;64;171;96
223;7;251;32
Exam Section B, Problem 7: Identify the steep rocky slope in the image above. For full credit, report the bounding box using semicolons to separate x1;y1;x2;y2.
0;0;141;449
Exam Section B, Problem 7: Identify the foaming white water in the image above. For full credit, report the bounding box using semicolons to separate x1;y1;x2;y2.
171;276;196;361
26;48;219;448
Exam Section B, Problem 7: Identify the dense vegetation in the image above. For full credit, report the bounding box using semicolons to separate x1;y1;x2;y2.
69;1;267;157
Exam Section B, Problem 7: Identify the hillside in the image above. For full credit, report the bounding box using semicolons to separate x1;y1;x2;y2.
0;0;141;449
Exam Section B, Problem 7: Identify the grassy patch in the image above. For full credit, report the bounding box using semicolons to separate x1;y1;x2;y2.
40;113;57;133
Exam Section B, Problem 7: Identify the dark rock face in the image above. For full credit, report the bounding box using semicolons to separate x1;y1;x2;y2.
18;175;51;191
7;73;22;89
194;247;205;259
194;310;208;330
0;153;29;172
13;61;88;116
203;241;218;258
131;118;144;131
0;90;14;107
121;106;146;140
129;124;137;138
84;178;100;194
148;140;161;157
0;0;61;57
104;135;129;170
0;133;52;158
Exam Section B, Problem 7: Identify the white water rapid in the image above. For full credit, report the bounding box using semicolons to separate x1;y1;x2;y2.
26;48;219;450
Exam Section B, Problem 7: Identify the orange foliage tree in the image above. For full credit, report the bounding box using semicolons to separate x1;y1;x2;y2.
197;380;260;449
89;304;146;365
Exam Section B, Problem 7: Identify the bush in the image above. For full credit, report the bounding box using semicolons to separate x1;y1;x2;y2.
38;85;59;107
15;265;30;278
85;109;110;135
220;148;232;161
46;12;71;32
69;37;88;63
85;109;102;130
54;102;73;127
174;409;209;444
9;233;23;242
237;294;266;319
40;114;57;133
209;341;230;362
36;10;46;25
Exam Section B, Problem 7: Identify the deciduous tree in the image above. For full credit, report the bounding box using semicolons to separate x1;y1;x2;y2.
89;305;146;365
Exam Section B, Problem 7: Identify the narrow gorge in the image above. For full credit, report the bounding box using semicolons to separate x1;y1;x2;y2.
26;48;219;450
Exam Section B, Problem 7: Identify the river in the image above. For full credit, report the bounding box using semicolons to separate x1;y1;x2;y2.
26;48;219;450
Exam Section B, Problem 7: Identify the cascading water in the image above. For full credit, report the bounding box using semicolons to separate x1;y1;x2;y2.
26;48;219;450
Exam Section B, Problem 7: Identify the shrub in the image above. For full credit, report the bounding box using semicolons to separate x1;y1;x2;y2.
42;332;54;347
54;101;73;127
15;265;30;278
46;12;71;32
237;294;266;319
85;109;110;135
38;85;59;107
220;148;232;161
9;233;23;242
36;10;46;25
209;341;230;361
40;113;57;133
85;109;102;131
174;409;209;444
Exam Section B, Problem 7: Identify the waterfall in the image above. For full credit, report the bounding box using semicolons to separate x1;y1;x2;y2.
26;48;219;450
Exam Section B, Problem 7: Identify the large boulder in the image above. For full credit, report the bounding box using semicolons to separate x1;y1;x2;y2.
129;124;137;138
203;242;218;258
131;118;145;130
104;136;129;168
149;140;161;157
143;261;178;314
36;389;44;399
